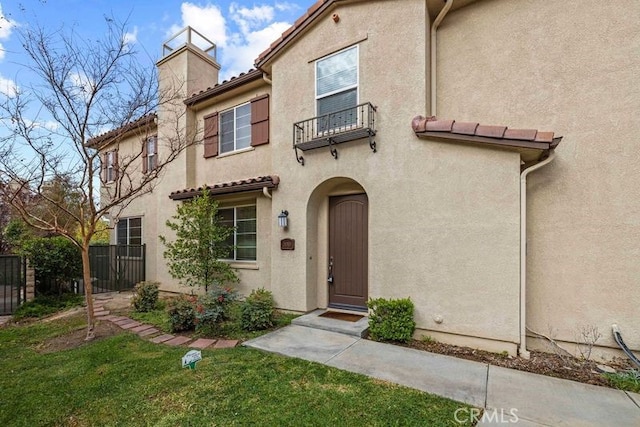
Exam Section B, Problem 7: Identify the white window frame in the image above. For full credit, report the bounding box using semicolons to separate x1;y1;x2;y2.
146;136;157;172
106;151;115;183
315;45;359;118
218;204;257;262
219;102;251;154
116;217;143;258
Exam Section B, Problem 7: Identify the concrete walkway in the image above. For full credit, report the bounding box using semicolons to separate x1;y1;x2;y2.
244;324;640;426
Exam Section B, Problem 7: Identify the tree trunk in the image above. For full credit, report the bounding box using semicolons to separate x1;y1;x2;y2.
81;244;96;340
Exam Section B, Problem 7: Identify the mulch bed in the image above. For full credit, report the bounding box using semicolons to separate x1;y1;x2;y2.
403;339;634;388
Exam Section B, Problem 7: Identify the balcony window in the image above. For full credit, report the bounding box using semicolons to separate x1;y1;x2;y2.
316;45;358;131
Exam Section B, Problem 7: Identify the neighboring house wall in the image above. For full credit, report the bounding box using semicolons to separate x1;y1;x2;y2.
437;0;640;355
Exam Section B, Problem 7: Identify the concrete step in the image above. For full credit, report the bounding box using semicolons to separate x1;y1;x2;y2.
292;309;369;337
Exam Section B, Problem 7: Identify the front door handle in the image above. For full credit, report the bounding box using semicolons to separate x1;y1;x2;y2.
328;256;334;284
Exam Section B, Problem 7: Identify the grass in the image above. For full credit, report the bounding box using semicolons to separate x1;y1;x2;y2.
605;369;640;393
0;314;474;426
12;293;84;320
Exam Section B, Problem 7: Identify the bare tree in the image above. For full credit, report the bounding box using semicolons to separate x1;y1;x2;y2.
0;18;190;339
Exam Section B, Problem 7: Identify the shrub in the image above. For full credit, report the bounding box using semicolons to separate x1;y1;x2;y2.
241;288;275;331
131;281;160;312
367;297;416;343
167;295;196;332
194;284;241;329
21;236;82;295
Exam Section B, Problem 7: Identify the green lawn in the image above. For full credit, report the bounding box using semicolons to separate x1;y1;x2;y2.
0;315;474;426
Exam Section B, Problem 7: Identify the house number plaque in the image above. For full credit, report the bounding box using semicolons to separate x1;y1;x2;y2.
280;238;295;251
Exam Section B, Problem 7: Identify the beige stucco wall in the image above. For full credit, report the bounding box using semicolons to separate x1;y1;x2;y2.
268;0;522;348
437;0;640;353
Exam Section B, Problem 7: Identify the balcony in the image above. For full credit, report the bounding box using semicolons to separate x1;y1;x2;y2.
293;102;377;165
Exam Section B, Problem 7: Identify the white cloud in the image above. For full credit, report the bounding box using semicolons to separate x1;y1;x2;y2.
275;2;300;12
223;21;290;77
170;2;293;80
168;3;227;50
0;3;17;63
0;4;15;40
230;4;274;34
0;74;16;97
123;27;138;45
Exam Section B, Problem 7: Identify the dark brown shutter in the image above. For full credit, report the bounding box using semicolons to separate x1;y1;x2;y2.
250;94;269;147
113;150;119;180
101;153;107;182
142;139;148;174
203;112;219;158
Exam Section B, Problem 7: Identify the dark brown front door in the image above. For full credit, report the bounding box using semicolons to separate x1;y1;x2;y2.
328;194;368;310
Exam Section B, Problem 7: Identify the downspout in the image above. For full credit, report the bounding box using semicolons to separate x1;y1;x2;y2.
519;151;556;359
262;73;272;85
262;187;272;199
430;0;453;116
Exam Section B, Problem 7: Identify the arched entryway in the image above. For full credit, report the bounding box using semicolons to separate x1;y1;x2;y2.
307;177;368;312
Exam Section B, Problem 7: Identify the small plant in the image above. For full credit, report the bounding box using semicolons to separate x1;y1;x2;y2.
167;295;196;332
604;369;640;393
367;297;416;343
575;324;602;361
131;281;160;312
194;284;241;329
421;335;436;344
241;288;275;331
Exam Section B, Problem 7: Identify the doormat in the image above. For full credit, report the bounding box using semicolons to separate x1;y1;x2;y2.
319;311;364;322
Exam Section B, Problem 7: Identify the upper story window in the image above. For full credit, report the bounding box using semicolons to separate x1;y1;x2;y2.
220;103;251;154
316;45;358;130
218;204;257;261
203;95;269;159
102;150;118;183
143;136;158;173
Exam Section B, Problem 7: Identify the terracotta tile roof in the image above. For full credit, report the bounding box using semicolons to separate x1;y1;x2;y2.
412;115;562;151
255;0;334;67
184;68;263;106
86;113;157;148
169;175;280;200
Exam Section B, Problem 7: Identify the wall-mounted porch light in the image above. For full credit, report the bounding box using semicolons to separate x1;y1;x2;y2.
278;210;289;228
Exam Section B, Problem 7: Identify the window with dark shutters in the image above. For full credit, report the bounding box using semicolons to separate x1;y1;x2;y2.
250;94;269;147
203;112;219;158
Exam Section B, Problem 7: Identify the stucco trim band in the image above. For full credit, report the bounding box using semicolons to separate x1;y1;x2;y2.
169;175;280;200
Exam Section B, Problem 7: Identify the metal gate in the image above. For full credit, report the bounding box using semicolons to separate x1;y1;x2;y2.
0;255;26;315
78;245;146;294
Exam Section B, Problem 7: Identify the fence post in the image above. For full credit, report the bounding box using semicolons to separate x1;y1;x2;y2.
25;259;35;302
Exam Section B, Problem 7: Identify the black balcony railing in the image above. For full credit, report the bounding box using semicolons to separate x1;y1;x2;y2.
293;102;377;165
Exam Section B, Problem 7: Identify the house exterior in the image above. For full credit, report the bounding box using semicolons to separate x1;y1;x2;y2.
93;0;640;359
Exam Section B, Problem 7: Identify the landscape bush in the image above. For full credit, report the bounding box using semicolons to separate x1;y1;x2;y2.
167;295;197;332
194;284;241;329
241;288;275;331
367;297;416;342
131;281;160;312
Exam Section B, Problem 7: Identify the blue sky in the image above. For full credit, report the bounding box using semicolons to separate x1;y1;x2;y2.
0;0;315;96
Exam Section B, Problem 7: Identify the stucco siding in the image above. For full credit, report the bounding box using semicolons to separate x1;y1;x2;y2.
438;0;640;351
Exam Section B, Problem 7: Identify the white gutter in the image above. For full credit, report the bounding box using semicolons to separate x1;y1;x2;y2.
262;73;272;85
519;151;556;359
430;0;453;116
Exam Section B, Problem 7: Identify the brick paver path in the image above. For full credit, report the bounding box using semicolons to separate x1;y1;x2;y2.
91;298;242;351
